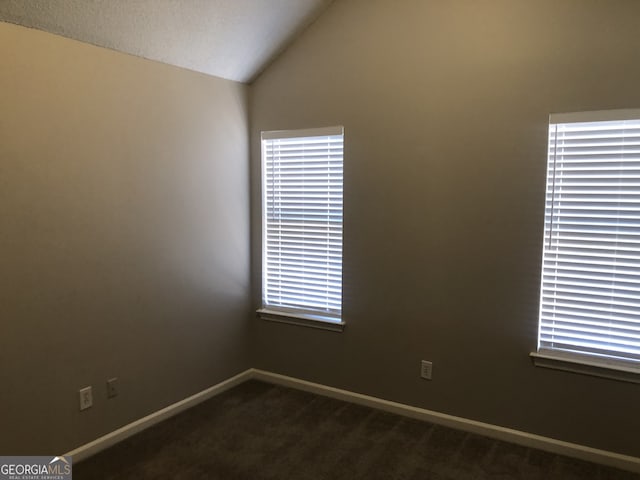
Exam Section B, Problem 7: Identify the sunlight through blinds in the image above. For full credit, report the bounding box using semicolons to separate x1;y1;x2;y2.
261;127;343;320
539;111;640;366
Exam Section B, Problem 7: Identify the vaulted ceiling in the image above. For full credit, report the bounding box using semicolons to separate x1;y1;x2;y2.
0;0;333;83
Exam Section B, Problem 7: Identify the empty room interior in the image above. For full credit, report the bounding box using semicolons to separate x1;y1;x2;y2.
2;0;640;477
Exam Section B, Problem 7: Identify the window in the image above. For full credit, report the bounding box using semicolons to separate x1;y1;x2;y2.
258;126;344;331
532;110;640;382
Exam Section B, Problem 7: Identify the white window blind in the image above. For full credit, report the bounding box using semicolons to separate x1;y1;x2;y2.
538;110;640;368
261;126;343;321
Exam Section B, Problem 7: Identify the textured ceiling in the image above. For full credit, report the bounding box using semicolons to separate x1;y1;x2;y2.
0;0;333;83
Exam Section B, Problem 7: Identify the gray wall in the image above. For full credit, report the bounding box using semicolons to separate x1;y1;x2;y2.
250;0;640;457
0;22;250;454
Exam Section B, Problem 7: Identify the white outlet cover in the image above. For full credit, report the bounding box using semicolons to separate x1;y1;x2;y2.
421;360;433;380
107;378;118;398
79;386;93;410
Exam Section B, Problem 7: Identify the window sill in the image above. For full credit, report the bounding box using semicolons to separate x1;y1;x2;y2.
257;308;345;333
530;351;640;384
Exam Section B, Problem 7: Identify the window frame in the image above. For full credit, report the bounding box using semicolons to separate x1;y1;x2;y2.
257;126;345;332
531;109;640;382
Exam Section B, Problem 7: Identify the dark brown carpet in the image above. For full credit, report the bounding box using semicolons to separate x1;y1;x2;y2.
74;380;638;479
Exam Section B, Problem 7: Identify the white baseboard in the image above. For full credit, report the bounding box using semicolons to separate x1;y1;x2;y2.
65;368;640;474
252;369;640;474
64;369;253;462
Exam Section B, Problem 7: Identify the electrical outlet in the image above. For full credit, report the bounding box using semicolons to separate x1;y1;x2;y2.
420;360;433;380
79;386;93;410
107;378;119;398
